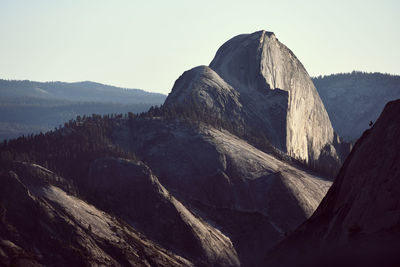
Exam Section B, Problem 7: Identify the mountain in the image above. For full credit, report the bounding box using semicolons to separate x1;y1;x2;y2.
166;30;349;175
0;30;353;266
0;79;166;140
0;116;241;266
313;71;400;141
0;80;165;104
0;162;192;266
265;99;400;267
117;119;332;265
0;108;332;266
87;157;240;266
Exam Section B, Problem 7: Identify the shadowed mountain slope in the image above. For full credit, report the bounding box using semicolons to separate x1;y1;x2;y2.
114;118;331;265
265;99;400;267
0;162;192;267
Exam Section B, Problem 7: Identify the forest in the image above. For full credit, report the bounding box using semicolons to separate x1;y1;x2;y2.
0;79;166;140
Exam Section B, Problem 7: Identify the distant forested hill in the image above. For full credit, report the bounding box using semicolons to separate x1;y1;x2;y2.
0;79;165;103
313;71;400;141
0;79;166;140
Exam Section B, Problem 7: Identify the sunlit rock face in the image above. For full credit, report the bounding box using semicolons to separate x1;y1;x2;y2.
166;30;346;175
164;65;244;128
209;30;339;168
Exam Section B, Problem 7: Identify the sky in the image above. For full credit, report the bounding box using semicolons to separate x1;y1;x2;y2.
0;0;399;94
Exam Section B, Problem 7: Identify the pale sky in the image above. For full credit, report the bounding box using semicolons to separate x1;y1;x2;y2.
1;0;399;94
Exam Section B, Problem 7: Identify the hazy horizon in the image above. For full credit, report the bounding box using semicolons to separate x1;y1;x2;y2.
1;0;399;94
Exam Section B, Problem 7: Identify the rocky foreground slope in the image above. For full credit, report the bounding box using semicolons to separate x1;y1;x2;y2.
0;162;192;266
265;99;400;266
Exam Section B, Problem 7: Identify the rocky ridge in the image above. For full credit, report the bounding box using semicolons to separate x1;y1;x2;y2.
86;157;240;266
0;162;192;266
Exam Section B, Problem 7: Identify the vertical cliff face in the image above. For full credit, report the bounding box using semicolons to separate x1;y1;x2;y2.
164;65;288;150
165;30;344;174
209;30;337;166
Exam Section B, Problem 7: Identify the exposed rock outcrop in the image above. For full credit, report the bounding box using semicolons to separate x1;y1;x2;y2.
0;162;192;266
265;99;400;266
115;119;332;265
165;30;348;175
0;158;240;266
86;157;240;267
164;66;244;130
